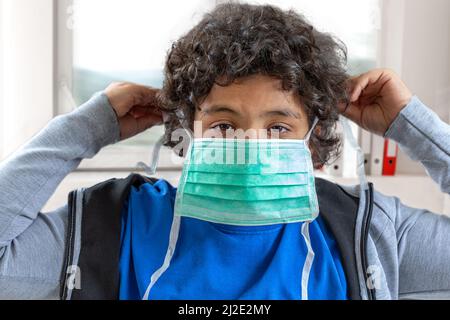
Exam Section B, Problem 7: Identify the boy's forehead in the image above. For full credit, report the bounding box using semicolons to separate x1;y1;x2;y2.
200;74;304;114
212;74;285;95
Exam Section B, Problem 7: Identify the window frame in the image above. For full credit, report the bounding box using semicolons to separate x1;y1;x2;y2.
55;0;74;117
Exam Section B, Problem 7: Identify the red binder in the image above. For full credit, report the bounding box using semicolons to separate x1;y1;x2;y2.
382;139;398;176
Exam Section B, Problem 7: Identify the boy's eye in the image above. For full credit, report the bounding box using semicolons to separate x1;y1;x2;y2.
211;123;235;132
269;125;289;134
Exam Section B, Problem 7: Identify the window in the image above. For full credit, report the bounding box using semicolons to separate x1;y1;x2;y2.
57;0;220;170
249;0;381;74
56;0;381;171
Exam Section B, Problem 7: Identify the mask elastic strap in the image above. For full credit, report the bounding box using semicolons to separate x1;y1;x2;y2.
300;221;315;300
175;109;194;145
137;109;194;175
137;135;165;176
304;117;319;142
142;109;192;300
136;111;172;176
339;116;369;191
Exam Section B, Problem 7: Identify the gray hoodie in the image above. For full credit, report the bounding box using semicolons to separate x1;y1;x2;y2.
0;92;449;300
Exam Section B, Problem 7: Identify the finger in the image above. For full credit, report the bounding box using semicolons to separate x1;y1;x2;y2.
337;101;349;115
130;109;147;118
359;77;385;100
340;101;362;123
358;92;380;108
136;113;164;132
130;105;163;118
129;84;162;107
349;69;385;102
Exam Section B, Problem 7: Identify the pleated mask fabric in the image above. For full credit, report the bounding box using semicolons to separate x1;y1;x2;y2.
174;118;320;226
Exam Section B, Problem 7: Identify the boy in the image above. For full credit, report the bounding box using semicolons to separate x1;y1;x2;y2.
0;3;449;300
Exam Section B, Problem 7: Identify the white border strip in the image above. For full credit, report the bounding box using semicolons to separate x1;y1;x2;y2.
300;222;315;300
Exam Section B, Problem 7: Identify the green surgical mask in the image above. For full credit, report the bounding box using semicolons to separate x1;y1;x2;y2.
174;119;320;226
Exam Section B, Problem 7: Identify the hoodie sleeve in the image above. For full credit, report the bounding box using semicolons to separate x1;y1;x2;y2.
384;96;450;194
0;92;120;299
381;97;450;299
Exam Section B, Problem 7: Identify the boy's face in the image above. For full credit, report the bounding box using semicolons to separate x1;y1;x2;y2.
195;74;310;140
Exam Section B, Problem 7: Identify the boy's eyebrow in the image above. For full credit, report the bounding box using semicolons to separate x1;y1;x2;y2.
199;104;240;116
200;105;301;119
262;109;301;119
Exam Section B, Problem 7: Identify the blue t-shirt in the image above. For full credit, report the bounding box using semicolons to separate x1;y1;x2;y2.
119;179;348;300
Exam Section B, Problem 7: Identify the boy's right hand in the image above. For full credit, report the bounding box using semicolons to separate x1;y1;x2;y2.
104;82;164;141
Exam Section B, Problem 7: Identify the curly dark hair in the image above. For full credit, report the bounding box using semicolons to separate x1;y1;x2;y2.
158;1;350;169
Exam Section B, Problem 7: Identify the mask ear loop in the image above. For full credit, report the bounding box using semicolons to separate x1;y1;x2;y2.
339;116;369;191
304;117;320;142
142;109;192;300
299;116;320;301
175;109;194;147
137;136;165;176
339;115;371;298
136;111;172;176
136;109;195;176
304;117;320;151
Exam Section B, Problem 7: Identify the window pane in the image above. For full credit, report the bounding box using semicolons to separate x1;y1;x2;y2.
248;0;381;74
71;0;217;149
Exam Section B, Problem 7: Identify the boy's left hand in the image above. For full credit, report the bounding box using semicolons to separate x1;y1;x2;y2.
339;69;413;136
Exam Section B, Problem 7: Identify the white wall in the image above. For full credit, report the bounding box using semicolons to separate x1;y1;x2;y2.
381;0;450;175
0;0;5;160
0;0;54;160
402;0;450;123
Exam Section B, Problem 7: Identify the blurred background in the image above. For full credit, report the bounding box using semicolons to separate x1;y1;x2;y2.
0;0;449;214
